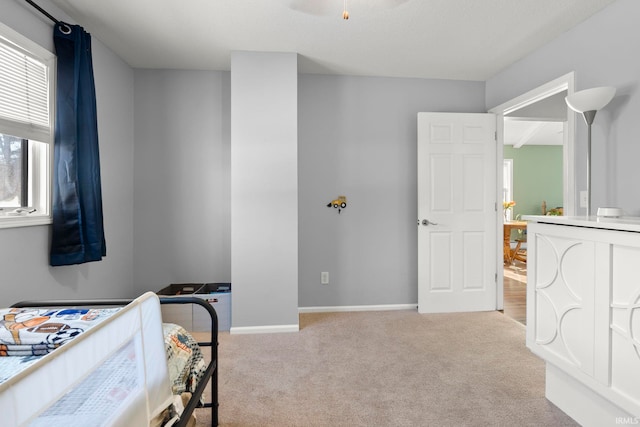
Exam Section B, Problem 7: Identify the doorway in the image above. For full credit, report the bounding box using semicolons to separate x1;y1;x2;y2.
489;72;576;317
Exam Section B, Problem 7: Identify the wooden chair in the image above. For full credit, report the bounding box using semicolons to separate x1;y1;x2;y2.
512;238;527;263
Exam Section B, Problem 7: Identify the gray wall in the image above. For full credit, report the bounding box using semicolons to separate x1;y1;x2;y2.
9;0;630;317
231;52;299;329
298;74;486;307
131;70;485;316
0;1;136;307
487;0;637;215
133;69;231;294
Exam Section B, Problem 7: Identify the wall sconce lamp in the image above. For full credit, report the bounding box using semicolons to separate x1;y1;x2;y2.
565;86;616;216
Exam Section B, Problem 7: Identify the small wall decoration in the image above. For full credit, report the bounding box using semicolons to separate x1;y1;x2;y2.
327;195;347;214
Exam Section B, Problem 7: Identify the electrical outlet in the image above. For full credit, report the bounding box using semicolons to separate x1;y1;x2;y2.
580;191;588;208
321;272;329;285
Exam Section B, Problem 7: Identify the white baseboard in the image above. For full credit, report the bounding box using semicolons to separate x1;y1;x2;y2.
229;304;417;333
545;362;635;426
230;324;299;335
298;303;417;314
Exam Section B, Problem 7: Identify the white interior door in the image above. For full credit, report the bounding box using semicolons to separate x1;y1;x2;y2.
418;112;497;313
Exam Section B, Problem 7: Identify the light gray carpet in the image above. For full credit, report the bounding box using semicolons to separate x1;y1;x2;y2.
196;310;577;426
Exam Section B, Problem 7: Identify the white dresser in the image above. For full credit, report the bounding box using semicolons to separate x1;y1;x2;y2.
524;215;640;426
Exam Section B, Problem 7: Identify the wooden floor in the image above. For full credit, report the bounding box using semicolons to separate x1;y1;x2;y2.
503;261;527;325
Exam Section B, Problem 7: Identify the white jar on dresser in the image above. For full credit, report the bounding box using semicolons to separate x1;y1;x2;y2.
524;215;640;426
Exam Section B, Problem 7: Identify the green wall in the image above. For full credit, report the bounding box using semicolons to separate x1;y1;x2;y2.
504;145;563;219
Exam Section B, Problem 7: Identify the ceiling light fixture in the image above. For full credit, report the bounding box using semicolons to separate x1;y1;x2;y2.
343;0;349;19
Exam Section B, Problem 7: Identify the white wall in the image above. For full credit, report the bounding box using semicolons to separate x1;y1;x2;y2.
0;1;136;306
298;74;486;307
231;52;299;329
133;70;231;294
486;0;637;215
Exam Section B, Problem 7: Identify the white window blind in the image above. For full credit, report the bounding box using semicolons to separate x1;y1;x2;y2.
0;36;50;143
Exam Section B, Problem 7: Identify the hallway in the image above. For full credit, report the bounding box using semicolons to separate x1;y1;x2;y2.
503;261;527;324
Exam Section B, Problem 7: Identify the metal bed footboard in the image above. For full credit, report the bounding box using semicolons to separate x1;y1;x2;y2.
160;296;218;427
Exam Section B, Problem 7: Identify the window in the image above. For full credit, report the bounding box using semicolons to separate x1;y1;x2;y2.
0;134;26;208
503;159;513;221
0;23;54;228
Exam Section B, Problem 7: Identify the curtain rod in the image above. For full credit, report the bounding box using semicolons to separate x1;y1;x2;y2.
24;0;71;33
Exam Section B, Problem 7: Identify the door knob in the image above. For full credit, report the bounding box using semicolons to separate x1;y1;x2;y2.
421;219;437;226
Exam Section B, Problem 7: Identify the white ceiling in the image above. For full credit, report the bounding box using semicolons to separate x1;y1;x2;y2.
504;120;564;147
504;90;568;147
48;0;616;81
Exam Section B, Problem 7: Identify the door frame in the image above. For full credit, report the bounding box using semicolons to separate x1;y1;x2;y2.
489;72;576;310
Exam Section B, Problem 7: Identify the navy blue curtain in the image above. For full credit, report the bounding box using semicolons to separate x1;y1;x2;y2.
50;23;105;266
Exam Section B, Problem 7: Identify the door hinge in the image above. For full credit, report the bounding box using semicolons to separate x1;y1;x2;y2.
494;131;497;141
495;202;497;212
495;272;498;283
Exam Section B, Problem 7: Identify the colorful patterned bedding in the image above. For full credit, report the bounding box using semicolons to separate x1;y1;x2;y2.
163;322;207;397
0;307;121;357
0;354;40;384
0;306;122;385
